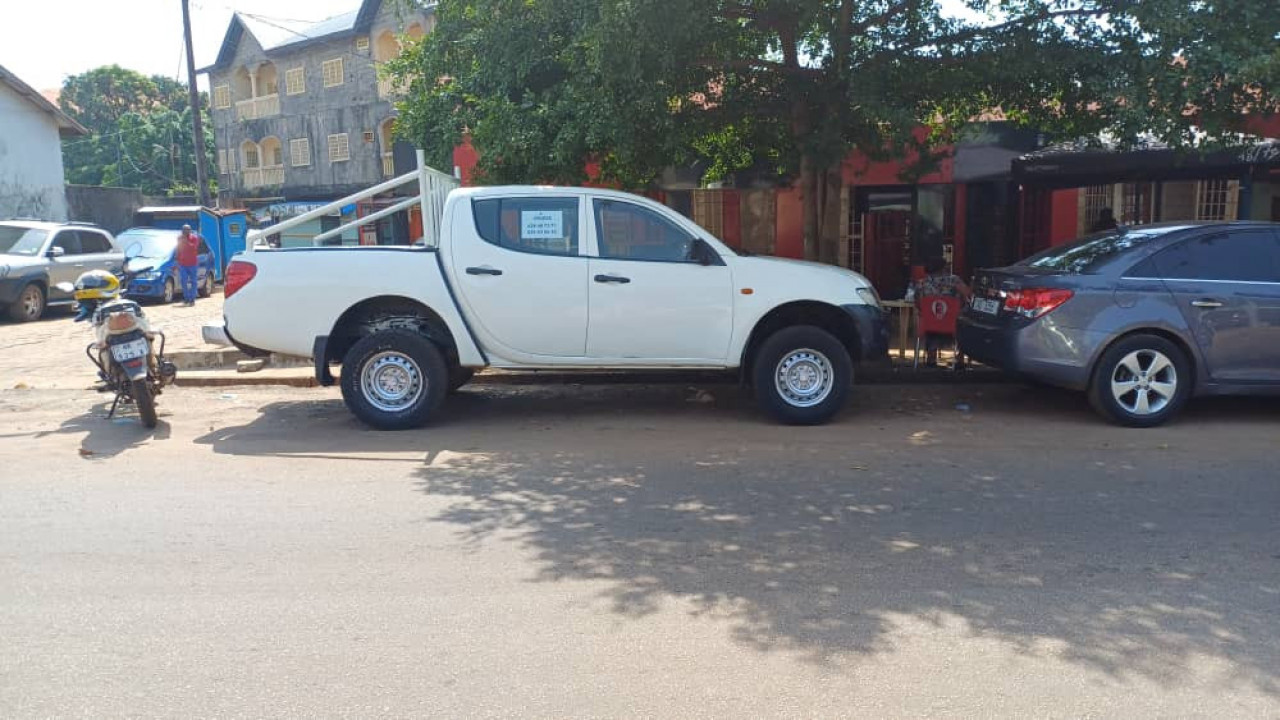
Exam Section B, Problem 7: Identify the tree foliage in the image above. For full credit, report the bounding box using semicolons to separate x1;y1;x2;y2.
59;65;216;196
388;1;1280;261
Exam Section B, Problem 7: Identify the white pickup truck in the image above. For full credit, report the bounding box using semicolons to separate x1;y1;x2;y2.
213;186;888;429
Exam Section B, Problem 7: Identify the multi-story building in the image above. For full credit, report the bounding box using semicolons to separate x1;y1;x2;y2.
200;1;437;245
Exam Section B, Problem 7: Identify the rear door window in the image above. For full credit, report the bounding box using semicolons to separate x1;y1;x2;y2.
1153;231;1279;283
78;231;112;254
472;197;579;256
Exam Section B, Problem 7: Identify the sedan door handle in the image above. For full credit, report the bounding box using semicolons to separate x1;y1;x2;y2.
594;274;631;284
465;266;503;276
1190;299;1224;309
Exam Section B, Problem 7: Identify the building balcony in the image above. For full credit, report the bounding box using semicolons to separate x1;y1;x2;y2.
235;94;281;121
242;165;285;189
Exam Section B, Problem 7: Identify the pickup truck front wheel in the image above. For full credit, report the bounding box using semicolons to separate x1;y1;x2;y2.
753;325;852;425
341;330;448;430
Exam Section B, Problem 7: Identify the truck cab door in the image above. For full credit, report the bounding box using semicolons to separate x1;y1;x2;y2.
450;195;589;358
585;199;733;363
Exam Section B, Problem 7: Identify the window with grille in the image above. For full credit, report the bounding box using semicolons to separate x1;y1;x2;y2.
243;146;260;169
213;85;231;109
290;138;311;167
1121;183;1153;225
362;130;375;143
285;67;305;95
1196;179;1232;221
217;149;227;175
355;36;370;52
328;133;350;162
268;144;284;167
322;58;344;87
1082;184;1111;230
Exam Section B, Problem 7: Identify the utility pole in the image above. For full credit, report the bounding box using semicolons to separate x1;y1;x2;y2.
181;0;211;206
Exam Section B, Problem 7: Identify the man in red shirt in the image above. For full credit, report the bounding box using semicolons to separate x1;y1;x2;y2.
176;224;201;306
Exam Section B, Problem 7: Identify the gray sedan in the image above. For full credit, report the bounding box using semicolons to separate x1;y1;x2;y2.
958;222;1280;426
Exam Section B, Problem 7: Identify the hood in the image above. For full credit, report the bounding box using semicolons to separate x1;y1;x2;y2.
738;255;874;287
0;254;46;271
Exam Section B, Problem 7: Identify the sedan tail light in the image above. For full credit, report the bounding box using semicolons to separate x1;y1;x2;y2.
224;260;257;299
1004;288;1074;319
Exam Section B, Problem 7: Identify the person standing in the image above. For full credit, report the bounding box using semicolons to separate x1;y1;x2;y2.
176;224;201;307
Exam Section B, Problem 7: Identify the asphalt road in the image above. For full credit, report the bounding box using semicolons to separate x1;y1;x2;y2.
1;382;1278;718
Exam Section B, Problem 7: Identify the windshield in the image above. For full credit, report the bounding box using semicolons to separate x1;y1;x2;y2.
117;228;179;259
1019;228;1173;274
0;226;49;256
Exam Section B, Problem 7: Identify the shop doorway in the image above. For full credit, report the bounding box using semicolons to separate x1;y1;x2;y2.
859;190;913;298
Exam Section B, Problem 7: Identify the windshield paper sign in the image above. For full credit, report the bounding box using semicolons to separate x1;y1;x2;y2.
521;211;563;239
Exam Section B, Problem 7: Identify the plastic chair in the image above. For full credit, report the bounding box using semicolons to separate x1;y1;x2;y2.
914;295;962;370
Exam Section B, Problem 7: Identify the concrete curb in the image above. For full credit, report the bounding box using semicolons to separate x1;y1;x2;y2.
173;365;1012;389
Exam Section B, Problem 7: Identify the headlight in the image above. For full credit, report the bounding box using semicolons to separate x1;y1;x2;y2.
856;286;881;308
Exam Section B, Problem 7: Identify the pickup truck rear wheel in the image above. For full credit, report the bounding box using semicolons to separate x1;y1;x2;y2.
341;330;448;430
753;325;852;425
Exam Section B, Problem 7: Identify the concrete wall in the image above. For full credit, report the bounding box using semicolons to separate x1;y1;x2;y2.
65;185;147;234
0;81;69;220
209;3;432;202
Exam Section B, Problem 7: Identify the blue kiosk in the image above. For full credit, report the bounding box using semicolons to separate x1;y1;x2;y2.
132;206;249;281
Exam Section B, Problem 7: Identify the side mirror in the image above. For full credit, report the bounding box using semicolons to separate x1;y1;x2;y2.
691;239;718;266
46;246;66;258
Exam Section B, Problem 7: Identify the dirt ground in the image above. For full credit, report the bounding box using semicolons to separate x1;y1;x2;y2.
0;291;224;389
1;380;1278;718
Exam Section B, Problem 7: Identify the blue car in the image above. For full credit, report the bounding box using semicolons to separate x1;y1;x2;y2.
117;227;216;303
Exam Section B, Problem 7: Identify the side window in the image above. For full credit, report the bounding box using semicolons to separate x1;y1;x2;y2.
199;240;212;255
472;197;579;256
1153;231;1279;283
51;231;83;255
593;200;695;262
79;231;112;254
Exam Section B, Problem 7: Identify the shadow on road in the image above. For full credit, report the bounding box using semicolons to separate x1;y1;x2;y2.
32;399;172;459
190;383;1280;694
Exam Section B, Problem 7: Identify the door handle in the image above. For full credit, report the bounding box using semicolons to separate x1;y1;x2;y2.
465;266;503;276
1190;299;1224;309
594;274;631;284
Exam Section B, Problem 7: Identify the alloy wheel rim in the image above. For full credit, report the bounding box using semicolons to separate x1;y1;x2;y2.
360;351;425;412
774;348;835;408
21;287;40;318
164;281;174;303
1111;349;1177;416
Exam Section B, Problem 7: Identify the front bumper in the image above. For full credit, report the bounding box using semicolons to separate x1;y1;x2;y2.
841;303;890;362
125;279;168;298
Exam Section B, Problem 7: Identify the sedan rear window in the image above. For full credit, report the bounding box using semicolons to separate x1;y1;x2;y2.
0;226;48;256
1020;228;1172;274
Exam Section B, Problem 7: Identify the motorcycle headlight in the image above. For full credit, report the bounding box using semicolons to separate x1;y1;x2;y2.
856;286;882;309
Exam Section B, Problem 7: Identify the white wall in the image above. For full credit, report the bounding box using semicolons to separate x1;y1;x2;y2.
0;82;69;220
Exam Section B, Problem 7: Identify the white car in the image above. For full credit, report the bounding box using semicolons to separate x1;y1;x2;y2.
213;186;888;429
0;220;122;322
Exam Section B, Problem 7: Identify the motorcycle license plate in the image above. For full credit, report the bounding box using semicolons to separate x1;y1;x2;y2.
110;338;150;362
971;297;1000;315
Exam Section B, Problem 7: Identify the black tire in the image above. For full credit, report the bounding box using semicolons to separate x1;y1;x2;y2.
198;272;214;298
448;366;475;393
752;325;853;425
162;278;176;304
340;329;448;430
1088;333;1192;428
133;379;158;429
7;283;45;322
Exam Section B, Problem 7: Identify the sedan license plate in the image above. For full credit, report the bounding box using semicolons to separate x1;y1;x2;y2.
971;297;1001;315
110;338;150;362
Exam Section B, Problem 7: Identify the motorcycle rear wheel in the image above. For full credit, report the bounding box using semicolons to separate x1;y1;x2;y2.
133;379;158;428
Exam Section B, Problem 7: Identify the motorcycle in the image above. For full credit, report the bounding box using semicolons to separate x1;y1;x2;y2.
56;246;177;428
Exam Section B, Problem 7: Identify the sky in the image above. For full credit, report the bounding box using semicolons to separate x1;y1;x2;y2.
2;0;984;95
2;0;361;93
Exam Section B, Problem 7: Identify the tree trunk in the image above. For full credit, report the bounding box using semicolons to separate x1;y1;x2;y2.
800;154;820;261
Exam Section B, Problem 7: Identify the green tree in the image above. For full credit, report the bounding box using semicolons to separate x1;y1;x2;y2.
388;1;1280;262
59;65;215;196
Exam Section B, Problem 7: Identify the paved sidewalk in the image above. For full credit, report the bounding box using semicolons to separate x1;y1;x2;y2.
0;292;223;389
